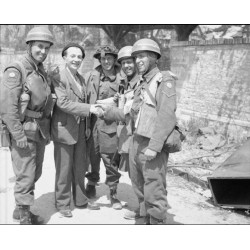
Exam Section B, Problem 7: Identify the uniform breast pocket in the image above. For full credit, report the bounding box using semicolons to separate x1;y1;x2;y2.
99;120;117;134
99;125;118;154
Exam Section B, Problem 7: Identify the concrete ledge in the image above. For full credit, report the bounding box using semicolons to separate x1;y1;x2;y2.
168;167;209;190
178;108;250;128
170;37;250;47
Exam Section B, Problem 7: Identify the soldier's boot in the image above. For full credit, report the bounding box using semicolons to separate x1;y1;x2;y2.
144;214;151;225
124;209;143;220
14;206;43;224
110;187;122;210
149;215;166;225
19;205;32;225
13;206;20;222
86;184;96;199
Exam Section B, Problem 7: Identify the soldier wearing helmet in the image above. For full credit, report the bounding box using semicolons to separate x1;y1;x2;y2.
100;38;178;224
111;46;139;175
84;45;123;210
0;26;55;224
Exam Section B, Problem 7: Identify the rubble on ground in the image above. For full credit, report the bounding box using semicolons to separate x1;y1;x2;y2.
169;126;246;185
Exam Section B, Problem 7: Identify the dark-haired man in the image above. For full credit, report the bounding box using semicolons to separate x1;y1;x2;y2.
51;43;101;218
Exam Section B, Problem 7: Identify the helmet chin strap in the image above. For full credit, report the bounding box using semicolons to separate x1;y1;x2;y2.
26;43;40;69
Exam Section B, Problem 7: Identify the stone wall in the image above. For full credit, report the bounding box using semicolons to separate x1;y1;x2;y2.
169;39;250;137
1;39;250;137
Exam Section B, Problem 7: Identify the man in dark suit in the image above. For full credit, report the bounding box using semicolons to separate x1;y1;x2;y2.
51;43;101;218
85;45;123;210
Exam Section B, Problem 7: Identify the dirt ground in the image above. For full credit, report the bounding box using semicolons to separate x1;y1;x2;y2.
1;143;250;225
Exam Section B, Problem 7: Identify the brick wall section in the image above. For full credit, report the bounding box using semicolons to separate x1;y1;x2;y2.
169;39;250;134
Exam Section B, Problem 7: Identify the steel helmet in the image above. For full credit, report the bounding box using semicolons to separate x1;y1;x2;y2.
132;38;161;59
26;26;54;45
117;46;134;63
93;45;118;59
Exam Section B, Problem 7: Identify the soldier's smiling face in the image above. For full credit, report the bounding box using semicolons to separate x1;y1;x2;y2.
134;51;157;75
31;41;51;63
100;54;115;71
121;58;136;77
63;47;83;73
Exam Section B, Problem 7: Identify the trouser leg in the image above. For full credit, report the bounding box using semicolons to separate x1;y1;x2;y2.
34;139;46;183
11;139;38;206
86;131;101;185
143;148;168;221
103;152;121;188
101;152;122;209
120;153;130;175
54;141;73;210
72;121;89;206
129;135;146;216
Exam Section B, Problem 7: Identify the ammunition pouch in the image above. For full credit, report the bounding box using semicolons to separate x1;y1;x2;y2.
0;122;11;147
23;119;40;141
135;102;185;154
162;125;185;153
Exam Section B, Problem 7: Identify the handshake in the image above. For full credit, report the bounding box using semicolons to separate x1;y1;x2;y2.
90;97;117;118
89;104;113;118
90;104;104;117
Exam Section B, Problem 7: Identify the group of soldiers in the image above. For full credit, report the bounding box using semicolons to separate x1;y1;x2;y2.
0;26;177;225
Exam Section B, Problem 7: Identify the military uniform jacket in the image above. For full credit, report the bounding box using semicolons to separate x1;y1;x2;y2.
134;67;177;152
117;73;139;154
0;54;53;142
104;67;177;153
85;64;122;153
51;67;91;145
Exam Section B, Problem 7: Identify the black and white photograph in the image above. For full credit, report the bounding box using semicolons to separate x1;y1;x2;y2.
0;1;250;248
1;23;250;225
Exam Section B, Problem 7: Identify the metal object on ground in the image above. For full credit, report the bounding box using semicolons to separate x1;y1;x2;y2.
208;139;250;209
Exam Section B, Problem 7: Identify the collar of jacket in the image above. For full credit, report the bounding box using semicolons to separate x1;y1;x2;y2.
64;67;84;101
142;67;160;83
96;63;121;82
91;64;121;92
129;73;140;89
100;72;116;82
23;54;47;77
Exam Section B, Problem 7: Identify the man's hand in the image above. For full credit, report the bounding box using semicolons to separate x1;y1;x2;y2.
113;93;120;103
96;104;113;117
90;104;104;117
16;136;28;149
144;148;157;161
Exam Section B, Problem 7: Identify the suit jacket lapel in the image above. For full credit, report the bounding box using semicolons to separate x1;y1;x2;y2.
65;68;83;100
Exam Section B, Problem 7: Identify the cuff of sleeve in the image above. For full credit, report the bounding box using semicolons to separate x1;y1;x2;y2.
148;138;164;153
83;106;91;117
